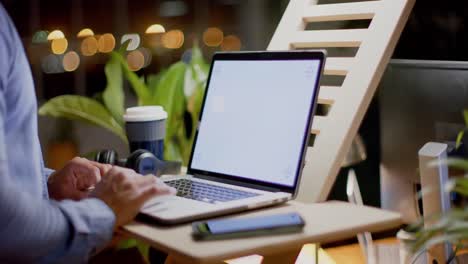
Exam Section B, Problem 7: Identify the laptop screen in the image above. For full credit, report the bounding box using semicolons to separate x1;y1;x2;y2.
188;52;323;190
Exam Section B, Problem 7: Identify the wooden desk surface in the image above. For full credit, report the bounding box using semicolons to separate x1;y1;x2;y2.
122;201;401;264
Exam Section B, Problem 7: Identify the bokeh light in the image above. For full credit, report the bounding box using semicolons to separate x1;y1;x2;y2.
47;30;65;40
148;34;163;48
127;50;145;71
32;30;49;44
41;54;64;74
77;28;94;38
146;24;166;34
121;34;141;51
51;38;68;54
138;47;153;68
221;35;242;51
162;29;184;49
81;36;98;56
98;33;116;53
62;51;80;72
203;27;224;47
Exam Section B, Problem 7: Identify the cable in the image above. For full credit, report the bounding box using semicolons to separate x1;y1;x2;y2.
410;246;459;264
446;246;459;264
410;249;427;264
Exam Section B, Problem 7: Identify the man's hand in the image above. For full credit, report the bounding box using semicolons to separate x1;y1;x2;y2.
48;157;112;201
90;167;176;227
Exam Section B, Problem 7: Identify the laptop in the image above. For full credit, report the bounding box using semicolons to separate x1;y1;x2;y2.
140;51;326;224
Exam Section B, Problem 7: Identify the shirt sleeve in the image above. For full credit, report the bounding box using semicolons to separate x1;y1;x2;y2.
0;93;116;262
0;105;116;262
0;4;116;263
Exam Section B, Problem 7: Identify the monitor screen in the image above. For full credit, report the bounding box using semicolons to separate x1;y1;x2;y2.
379;60;468;221
189;57;321;188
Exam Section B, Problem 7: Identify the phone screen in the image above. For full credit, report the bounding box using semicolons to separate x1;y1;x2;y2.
205;212;304;234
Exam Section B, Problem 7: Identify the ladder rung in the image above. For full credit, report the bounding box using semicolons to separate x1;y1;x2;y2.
311;116;326;134
324;58;353;76
290;29;366;48
318;86;340;105
303;1;380;22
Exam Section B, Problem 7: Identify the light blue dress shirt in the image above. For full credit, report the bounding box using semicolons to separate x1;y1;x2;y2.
0;4;115;263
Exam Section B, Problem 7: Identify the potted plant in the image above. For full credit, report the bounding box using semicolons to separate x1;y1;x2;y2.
39;42;209;165
405;110;468;263
39;42;210;262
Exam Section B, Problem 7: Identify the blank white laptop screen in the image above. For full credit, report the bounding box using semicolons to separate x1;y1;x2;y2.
190;59;321;187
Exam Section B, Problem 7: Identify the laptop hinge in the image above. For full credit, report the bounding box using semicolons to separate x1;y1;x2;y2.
194;174;283;193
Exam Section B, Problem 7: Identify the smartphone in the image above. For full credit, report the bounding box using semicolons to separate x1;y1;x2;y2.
192;212;305;240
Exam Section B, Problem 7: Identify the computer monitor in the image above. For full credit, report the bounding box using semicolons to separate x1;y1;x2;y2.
379;59;468;222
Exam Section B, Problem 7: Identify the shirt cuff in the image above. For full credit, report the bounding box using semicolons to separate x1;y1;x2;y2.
57;198;116;259
44;167;55;180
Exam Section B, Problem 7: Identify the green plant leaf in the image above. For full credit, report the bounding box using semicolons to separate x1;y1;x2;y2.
112;52;152;106
147;70;167;97
119;39;131;53
190;43;209;84
406;208;468;253
451;177;468;197
117;238;150;262
153;62;187;107
463;109;468;126
153;62;187;162
456;130;465;149
436;158;468;171
117;238;138;249
187;82;205;144
38;95;127;142
102;54;125;125
165;139;183;162
191;82;205;119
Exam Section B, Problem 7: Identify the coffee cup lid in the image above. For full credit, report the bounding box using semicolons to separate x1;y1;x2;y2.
123;106;168;122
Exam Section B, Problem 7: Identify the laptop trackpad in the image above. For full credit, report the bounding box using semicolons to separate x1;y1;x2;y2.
141;195;213;215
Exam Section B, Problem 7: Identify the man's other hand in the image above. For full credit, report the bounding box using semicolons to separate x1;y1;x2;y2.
48;157;112;201
90;167;176;227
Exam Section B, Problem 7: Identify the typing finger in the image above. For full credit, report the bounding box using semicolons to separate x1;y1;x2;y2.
86;160;113;176
72;158;102;189
136;176;176;194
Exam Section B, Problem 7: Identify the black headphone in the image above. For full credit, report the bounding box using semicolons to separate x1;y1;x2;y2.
94;149;181;176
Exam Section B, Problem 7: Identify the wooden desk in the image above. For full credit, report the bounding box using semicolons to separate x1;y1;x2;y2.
122;201;401;264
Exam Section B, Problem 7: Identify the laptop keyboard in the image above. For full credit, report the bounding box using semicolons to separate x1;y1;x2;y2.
165;179;259;204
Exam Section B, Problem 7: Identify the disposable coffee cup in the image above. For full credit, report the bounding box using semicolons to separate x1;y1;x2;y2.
123;106;167;160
